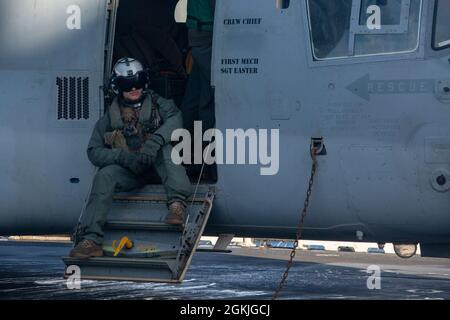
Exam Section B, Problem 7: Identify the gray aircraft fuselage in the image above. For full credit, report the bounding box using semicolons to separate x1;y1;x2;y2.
1;0;450;255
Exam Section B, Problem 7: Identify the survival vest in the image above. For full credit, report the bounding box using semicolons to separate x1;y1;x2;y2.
186;0;214;32
109;94;163;151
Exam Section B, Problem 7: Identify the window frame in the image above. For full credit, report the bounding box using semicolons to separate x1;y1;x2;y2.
432;0;450;51
305;0;424;62
348;0;412;56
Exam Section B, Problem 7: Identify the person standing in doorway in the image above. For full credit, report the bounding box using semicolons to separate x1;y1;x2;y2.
181;0;217;181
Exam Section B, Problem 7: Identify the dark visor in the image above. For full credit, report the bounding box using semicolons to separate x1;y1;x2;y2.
116;72;147;92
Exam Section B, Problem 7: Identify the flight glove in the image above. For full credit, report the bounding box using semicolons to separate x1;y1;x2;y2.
141;134;165;160
116;150;146;176
104;130;129;152
136;152;155;168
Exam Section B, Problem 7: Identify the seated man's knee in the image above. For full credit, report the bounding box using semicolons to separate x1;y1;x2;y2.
168;172;192;197
96;165;123;183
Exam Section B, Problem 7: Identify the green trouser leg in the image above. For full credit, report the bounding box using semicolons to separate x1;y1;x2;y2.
181;45;215;133
79;164;143;245
154;144;192;206
181;59;201;136
191;45;214;119
181;45;215;171
79;147;191;245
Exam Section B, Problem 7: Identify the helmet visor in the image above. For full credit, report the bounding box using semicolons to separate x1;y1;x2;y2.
116;72;147;92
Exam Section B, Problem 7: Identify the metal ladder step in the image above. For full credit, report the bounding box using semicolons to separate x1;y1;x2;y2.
63;257;177;283
63;184;215;283
64;256;173;268
105;221;183;232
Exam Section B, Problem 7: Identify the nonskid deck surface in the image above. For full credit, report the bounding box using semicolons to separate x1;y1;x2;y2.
3;243;450;299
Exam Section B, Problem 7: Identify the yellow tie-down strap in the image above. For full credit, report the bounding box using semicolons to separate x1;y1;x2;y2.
112;236;134;256
103;237;177;259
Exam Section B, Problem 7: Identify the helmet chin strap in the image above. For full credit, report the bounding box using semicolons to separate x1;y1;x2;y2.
119;90;148;108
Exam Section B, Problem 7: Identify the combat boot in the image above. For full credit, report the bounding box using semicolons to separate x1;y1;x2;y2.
69;239;103;259
164;202;186;225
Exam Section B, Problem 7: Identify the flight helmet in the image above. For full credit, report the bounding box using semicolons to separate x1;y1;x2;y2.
110;57;149;108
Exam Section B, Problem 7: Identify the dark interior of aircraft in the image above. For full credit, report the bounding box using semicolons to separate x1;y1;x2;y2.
113;0;188;107
112;0;217;184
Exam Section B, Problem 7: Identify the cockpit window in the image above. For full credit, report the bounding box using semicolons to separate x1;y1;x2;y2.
307;0;422;60
433;0;450;50
307;0;353;59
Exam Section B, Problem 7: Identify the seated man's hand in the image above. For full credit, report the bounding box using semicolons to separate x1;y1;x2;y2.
140;134;165;160
116;150;146;176
136;153;155;168
127;158;147;176
104;131;117;146
114;131;129;151
104;130;129;152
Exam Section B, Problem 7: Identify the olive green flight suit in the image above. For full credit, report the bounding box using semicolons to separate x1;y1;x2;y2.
78;92;192;245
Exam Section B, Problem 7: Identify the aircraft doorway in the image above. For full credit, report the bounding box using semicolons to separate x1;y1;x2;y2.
111;0;188;106
106;0;218;184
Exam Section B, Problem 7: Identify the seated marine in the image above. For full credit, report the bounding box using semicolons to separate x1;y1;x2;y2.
69;57;192;259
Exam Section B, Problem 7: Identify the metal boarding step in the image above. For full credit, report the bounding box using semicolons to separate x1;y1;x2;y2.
63;184;214;283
